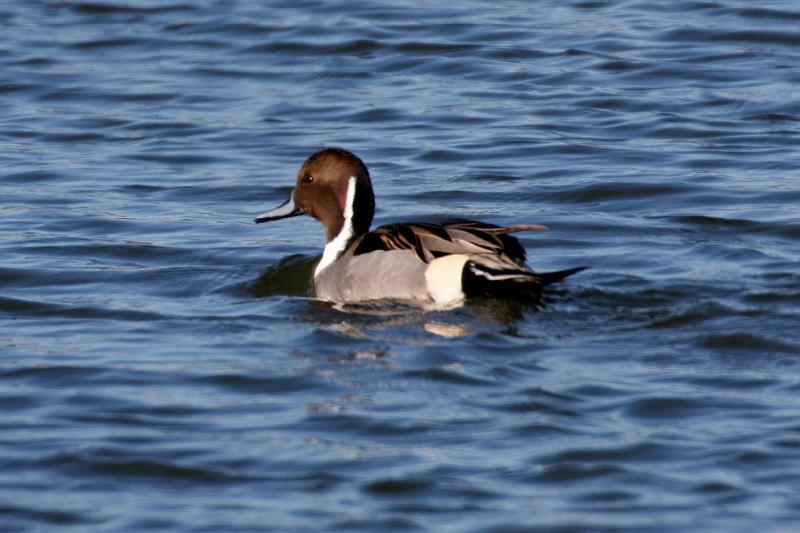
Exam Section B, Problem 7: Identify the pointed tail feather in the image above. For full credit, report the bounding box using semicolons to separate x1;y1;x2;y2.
536;266;589;285
461;260;587;301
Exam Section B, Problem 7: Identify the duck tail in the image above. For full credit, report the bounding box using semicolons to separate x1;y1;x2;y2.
461;261;587;301
536;266;589;285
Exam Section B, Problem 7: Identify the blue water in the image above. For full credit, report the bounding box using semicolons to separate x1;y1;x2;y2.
2;1;800;530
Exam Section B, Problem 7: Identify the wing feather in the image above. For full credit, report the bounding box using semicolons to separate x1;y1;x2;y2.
352;219;546;265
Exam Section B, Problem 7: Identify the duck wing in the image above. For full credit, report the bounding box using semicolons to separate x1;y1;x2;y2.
352;219;547;264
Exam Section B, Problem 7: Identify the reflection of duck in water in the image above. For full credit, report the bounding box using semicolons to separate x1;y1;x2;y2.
255;148;585;307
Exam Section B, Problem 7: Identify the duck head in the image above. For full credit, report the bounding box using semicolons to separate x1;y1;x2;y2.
255;148;375;242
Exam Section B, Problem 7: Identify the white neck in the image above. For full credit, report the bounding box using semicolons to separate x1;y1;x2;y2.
315;176;356;277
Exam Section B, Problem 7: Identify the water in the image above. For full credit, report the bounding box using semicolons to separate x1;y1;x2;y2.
2;0;800;530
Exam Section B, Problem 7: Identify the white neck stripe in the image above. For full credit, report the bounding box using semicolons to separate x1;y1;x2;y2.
315;176;356;277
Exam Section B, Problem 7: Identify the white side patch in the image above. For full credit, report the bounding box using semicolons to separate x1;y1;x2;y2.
315;176;356;278
425;254;469;305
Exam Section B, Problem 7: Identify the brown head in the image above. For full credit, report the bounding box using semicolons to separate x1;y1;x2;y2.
255;148;375;242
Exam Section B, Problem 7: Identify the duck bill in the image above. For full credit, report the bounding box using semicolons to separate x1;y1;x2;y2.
255;195;301;224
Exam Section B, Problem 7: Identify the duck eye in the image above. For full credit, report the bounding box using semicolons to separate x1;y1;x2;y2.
302;174;314;185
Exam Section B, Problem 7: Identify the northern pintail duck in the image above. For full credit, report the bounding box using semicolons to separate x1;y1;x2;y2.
255;148;585;306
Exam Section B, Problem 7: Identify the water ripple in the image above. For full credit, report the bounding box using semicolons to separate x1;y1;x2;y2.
2;0;800;530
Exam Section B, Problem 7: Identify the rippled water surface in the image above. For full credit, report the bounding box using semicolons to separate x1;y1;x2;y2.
2;0;800;530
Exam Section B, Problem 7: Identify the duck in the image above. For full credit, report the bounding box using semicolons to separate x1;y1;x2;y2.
255;148;585;307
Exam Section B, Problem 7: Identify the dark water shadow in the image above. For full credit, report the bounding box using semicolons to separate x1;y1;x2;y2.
247;254;316;298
